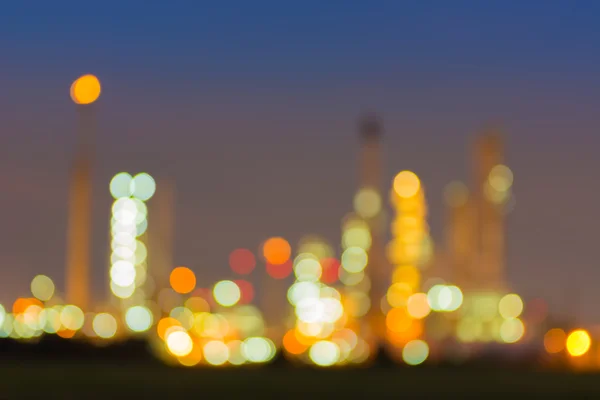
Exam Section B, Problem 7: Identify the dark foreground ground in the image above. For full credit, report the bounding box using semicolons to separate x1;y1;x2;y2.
3;362;600;399
0;339;597;398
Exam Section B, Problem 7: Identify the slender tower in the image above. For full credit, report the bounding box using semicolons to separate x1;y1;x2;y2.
357;115;387;340
147;178;175;298
65;75;101;311
444;181;474;290
472;132;506;292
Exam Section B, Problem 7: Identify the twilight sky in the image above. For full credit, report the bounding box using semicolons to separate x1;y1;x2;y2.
1;1;600;322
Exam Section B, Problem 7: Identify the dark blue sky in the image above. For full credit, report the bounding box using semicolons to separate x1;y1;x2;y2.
1;1;600;322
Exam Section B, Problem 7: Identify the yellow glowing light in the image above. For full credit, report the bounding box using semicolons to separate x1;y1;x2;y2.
566;329;591;357
544;328;566;354
166;330;193;357
39;308;61;334
203;340;229;366
343;291;370;318
392;265;420;289
213;280;241;307
342;226;372;250
309;340;340;366
341;246;368;273
70;74;101;104
498;294;523;319
184;297;210;313
178;344;203;367
500;318;525;343
30;275;55;302
92;313;117;339
110;281;135;299
227;340;246;366
489;165;513;192
125;306;153;333
406;293;431;319
294;258;322;282
297;236;333;260
402;339;429;366
169;266;196;294
387;283;413;308
393;171;420;198
353;188;382;219
242;337;276;363
60;305;84;331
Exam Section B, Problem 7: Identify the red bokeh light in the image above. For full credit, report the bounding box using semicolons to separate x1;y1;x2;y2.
266;259;293;279
229;248;256;275
320;257;340;284
235;279;255;304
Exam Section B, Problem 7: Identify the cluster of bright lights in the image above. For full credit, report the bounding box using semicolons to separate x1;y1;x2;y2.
158;283;273;365
0;275;130;341
109;173;155;311
385;171;432;364
146;257;274;367
456;292;525;344
280;237;370;366
544;327;591;359
339;215;371;319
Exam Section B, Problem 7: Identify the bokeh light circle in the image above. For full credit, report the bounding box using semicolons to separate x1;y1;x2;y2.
353;188;382;219
166;330;193;357
393;171;420;198
70;74;101;105
262;237;291;265
498;293;524;319
170;267;196;294
544;328;566;354
203;340;229;366
110;173;133;199
92;313;117;339
309;340;340;366
125;306;153;333
566;329;591;357
229;248;256;275
213;280;241;307
131;173;156;201
402;340;429;365
30;275;55;302
341;247;368;273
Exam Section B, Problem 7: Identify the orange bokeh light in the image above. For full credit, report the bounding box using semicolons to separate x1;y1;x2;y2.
57;329;76;339
283;329;308;355
544;328;566;354
386;320;423;347
157;317;182;340
170;266;196;294
70;74;101;105
262;237;291;265
13;298;43;315
386;307;413;333
229;248;256;275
